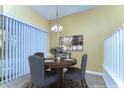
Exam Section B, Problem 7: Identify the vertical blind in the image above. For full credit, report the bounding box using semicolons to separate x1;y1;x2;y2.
104;24;124;87
0;15;48;84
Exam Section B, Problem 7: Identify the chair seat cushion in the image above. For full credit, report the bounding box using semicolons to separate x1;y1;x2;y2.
44;71;59;86
64;67;82;80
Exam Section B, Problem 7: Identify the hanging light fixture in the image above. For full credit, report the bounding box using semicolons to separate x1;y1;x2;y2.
51;5;63;32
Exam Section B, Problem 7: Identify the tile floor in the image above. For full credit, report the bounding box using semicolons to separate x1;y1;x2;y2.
0;73;107;88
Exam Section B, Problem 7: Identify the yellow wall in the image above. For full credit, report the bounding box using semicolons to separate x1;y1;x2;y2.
49;6;124;72
3;5;49;31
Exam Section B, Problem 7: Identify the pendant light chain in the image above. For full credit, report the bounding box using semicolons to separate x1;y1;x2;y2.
56;5;59;27
51;5;63;32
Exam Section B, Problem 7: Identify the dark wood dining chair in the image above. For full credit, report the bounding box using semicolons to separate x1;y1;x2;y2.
28;55;59;88
64;54;88;88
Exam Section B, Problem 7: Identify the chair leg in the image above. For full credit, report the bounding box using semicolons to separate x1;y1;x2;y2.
43;85;47;88
81;80;84;88
30;83;33;88
84;79;88;88
56;80;59;88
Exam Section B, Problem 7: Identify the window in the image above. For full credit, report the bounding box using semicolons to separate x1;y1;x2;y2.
0;14;48;83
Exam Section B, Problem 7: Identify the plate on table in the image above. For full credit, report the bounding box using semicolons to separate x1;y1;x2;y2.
45;59;54;62
64;58;74;61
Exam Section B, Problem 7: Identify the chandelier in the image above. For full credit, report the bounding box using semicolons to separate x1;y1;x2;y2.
51;5;63;32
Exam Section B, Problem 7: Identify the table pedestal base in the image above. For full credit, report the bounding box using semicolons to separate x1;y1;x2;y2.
51;68;63;88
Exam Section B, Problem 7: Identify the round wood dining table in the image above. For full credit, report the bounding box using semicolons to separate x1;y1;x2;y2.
45;58;77;87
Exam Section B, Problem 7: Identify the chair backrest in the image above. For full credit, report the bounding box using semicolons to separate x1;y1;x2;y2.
34;52;44;58
81;54;88;79
28;55;44;87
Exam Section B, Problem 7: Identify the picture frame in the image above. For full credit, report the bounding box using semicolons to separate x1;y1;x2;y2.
59;35;83;51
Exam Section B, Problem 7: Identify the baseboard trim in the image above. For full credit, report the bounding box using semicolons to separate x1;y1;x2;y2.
86;70;103;76
102;71;111;88
102;68;119;88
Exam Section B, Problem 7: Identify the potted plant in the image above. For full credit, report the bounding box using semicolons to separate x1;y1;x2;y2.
49;47;63;57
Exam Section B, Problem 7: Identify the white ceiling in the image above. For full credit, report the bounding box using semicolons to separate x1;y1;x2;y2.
31;5;97;20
